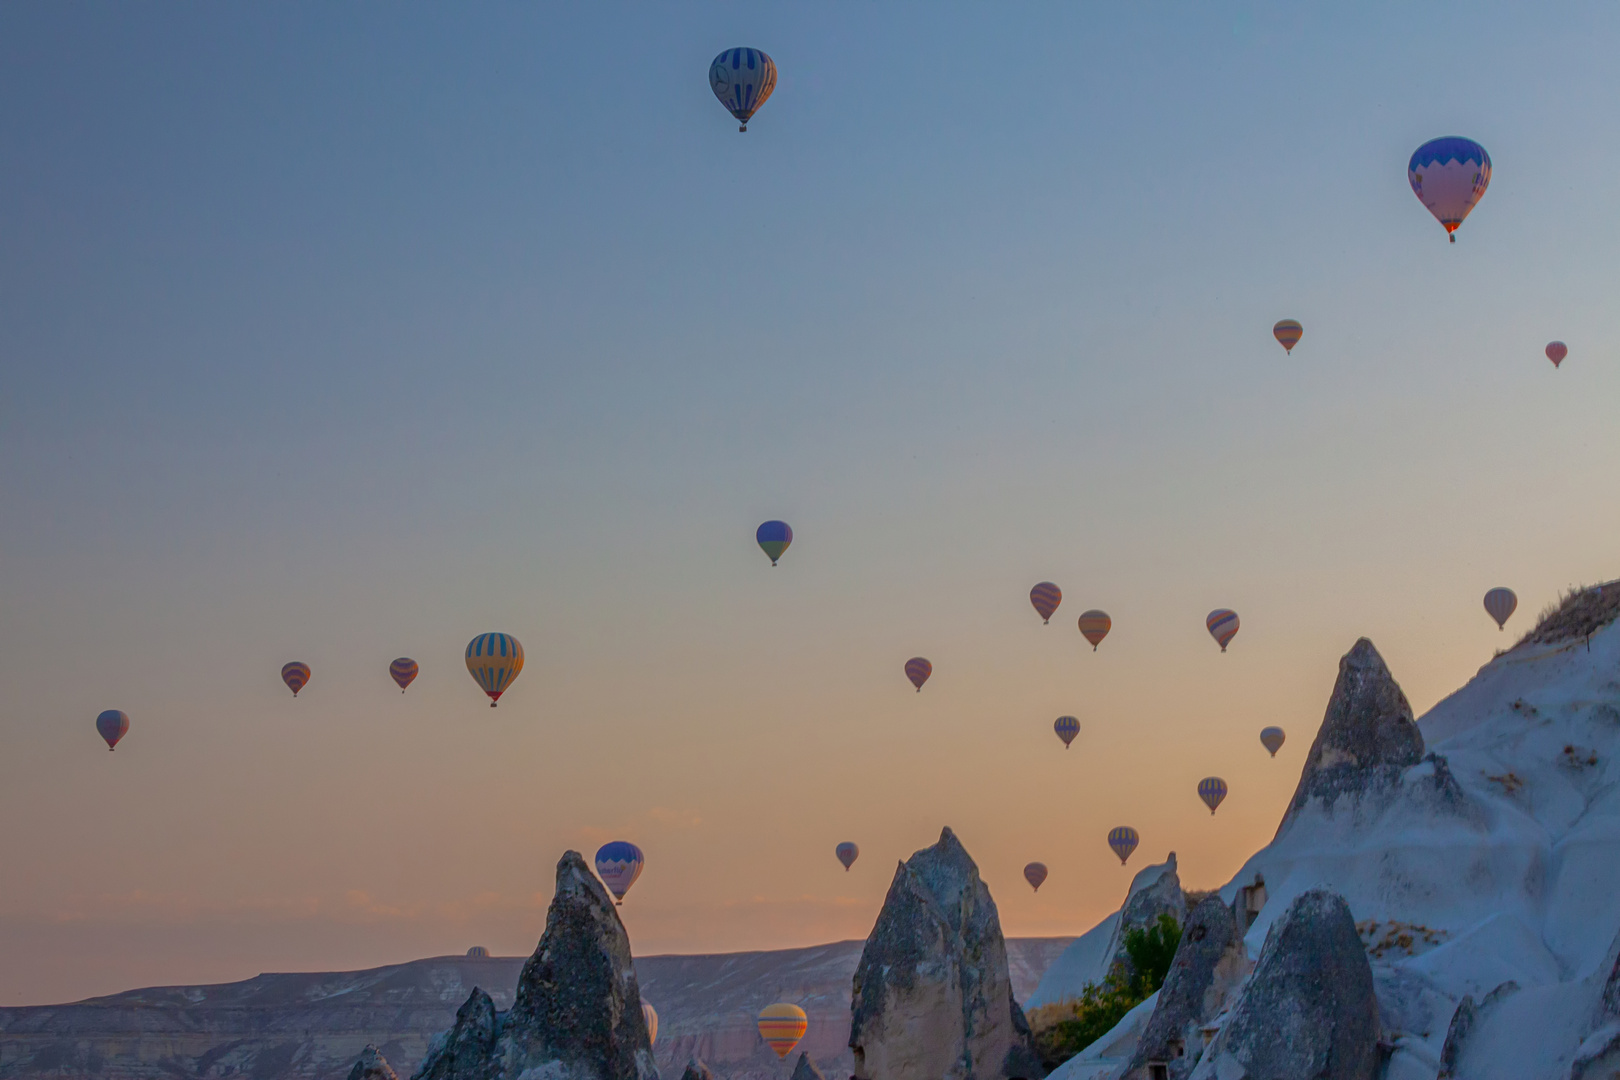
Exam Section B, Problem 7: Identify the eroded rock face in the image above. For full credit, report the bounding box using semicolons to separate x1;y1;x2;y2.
412;851;658;1080
349;1044;402;1080
849;827;1043;1080
1121;898;1247;1080
789;1050;827;1080
1189;889;1378;1080
1109;854;1186;984
677;1059;715;1080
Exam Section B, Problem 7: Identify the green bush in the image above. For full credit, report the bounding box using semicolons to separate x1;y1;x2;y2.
1027;914;1182;1070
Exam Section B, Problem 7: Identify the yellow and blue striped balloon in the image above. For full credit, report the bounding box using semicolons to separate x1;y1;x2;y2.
1107;826;1139;866
1029;582;1062;623
282;661;311;697
464;633;523;707
1077;610;1112;650
1054;715;1080;749
756;1003;808;1059
389;657;419;693
1273;319;1303;354
1198;777;1228;815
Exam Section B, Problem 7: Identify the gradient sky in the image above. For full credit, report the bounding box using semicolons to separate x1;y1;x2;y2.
3;3;1619;1005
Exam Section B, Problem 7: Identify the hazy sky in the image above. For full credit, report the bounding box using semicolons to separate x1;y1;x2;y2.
3;3;1619;1005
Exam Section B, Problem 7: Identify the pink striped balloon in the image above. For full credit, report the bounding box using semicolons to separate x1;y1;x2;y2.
1546;342;1567;368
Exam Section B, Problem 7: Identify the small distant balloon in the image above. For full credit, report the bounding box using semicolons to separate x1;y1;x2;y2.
904;657;932;692
757;1003;808;1059
756;520;793;566
1483;588;1517;630
466;946;489;958
1260;726;1286;757
1546;342;1567;368
711;48;777;132
282;662;311;697
1077;610;1112;650
96;709;129;751
465;633;523;706
1198;777;1229;815
1273;320;1303;354
1054;715;1080;749
1409;136;1491;242
595;841;645;904
1023;862;1048;892
836;842;859;871
1206;610;1240;652
389;657;418;693
1107;826;1140;866
1029;582;1062;624
643;1002;659;1046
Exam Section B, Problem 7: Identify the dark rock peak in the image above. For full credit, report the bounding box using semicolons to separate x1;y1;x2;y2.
348;1044;401;1080
1281;638;1424;832
678;1059;715;1080
412;988;498;1080
1110;855;1186;982
790;1050;828;1080
1122;898;1242;1079
902;826;980;936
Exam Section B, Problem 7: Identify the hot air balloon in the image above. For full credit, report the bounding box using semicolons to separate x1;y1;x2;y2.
710;48;777;132
466;946;489;958
1023;862;1048;892
282;662;311;697
1206;610;1240;652
389;657;418;693
1107;826;1140;866
756;520;793;566
643;1002;658;1046
904;657;932;691
1077;610;1112;650
1409;137;1491;243
595;841;645;904
464;633;523;706
756;1003;808;1059
96;710;129;751
1546;342;1567;368
1273;320;1303;354
1260;726;1286;757
836;842;859;871
1030;582;1062;624
1198;777;1229;815
1054;715;1080;749
1483;587;1517;630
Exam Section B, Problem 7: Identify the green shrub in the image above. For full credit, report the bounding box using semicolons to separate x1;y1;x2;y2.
1027;914;1182;1070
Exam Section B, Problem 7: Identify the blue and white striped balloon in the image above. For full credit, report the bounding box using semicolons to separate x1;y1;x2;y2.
595;841;645;904
710;48;777;132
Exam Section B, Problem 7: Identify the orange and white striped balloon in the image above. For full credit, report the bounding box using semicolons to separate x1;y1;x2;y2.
757;1003;808;1059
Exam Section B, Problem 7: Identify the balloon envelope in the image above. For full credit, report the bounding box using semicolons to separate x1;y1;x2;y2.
836;842;859;871
1206;610;1240;651
1260;726;1286;757
1273;320;1303;353
1023;862;1048;892
1409;137;1491;241
904;657;932;691
1029;582;1062;623
1077;610;1111;650
1107;826;1140;866
642;1002;658;1046
389;657;418;692
756;520;793;565
1546;342;1567;368
282;662;311;697
96;709;129;751
1198;776;1229;814
1484;588;1518;630
711;48;777;131
757;1003;808;1059
465;633;523;706
1054;715;1080;749
595;841;645;902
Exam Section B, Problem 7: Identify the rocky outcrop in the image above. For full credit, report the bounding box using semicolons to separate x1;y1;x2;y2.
849;827;1043;1080
348;1045;402;1080
413;851;658;1080
1108;854;1186;983
1280;638;1424;832
789;1050;827;1080
1188;889;1379;1080
677;1060;715;1080
1120;898;1247;1080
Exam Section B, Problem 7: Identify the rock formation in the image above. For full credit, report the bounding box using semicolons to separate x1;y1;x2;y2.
349;1044;402;1080
1188;889;1378;1080
849;827;1043;1080
677;1059;715;1080
789;1050;827;1080
1120;897;1248;1080
1107;854;1186;984
413;850;658;1080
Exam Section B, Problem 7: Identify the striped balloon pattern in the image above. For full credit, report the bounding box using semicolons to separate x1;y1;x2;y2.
282;661;311;697
1206;609;1240;652
756;1003;808;1059
1029;582;1062;623
756;520;793;565
595;840;645;903
1054;715;1080;749
1546;342;1567;368
904;657;932;691
1198;776;1229;815
1483;587;1517;630
836;842;859;871
642;1002;658;1046
96;709;130;751
1107;826;1140;866
1409;136;1491;242
1273;319;1303;353
464;633;523;706
710;48;777;131
389;657;419;693
1260;726;1286;757
1023;862;1048;892
1077;610;1112;650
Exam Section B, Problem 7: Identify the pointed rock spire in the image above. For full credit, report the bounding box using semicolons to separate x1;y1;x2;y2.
346;1045;400;1080
789;1050;827;1080
678;1061;715;1080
